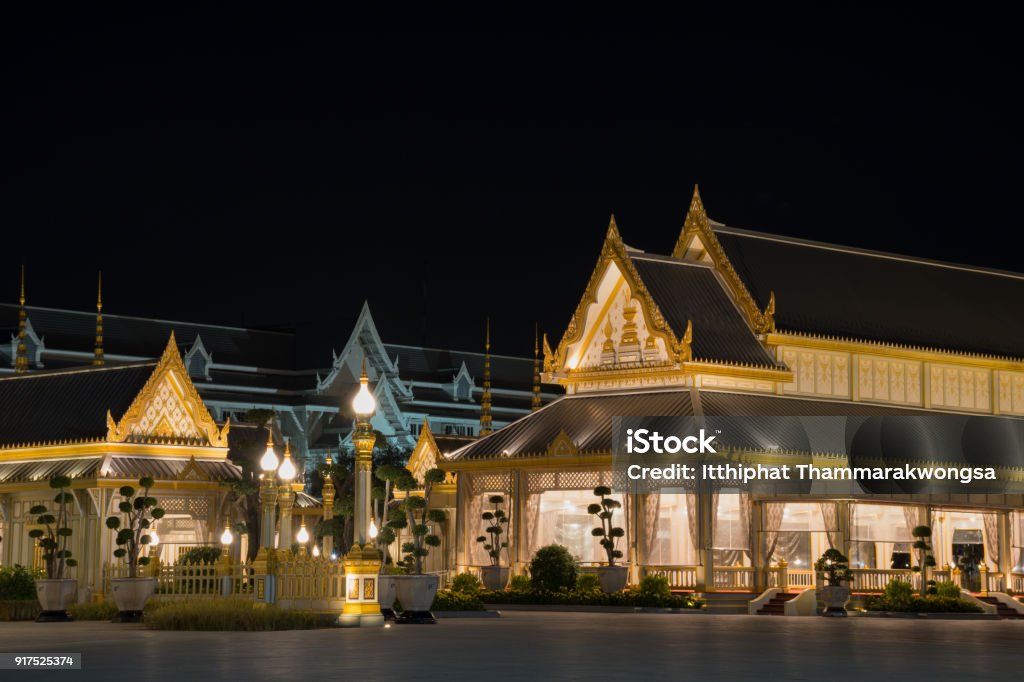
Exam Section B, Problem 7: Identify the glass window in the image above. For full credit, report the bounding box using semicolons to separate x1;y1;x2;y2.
645;492;696;566
850;503;914;570
535;489;627;564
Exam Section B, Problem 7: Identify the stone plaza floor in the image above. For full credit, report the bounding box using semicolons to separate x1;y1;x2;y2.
1;612;1021;681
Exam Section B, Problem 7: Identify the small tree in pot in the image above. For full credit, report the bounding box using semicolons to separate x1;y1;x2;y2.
588;486;627;592
385;467;448;623
27;475;78;621
814;548;853;616
475;494;510;591
911;525;937;597
105;477;165;622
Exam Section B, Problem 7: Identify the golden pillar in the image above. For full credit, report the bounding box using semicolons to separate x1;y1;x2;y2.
322;449;336;557
339;362;384;627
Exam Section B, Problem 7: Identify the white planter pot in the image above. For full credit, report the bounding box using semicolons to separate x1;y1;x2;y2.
111;577;156;622
481;566;510;592
393;574;439;613
819;585;850;617
378;574;397;611
596;566;629;593
35;579;77;621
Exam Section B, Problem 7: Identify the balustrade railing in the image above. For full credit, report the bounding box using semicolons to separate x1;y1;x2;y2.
1012;573;1024;593
275;555;346;611
641;565;698;589
713;566;754;590
849;568;918;592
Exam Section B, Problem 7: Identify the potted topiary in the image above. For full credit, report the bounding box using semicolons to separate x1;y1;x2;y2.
386;467;448;623
27;475;78;621
588;486;627;592
475;494;510;591
814;548;853;616
105;477;165;622
911;525;937;597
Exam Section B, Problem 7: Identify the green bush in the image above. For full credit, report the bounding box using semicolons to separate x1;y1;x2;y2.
0;600;41;621
482;588;701;609
933;580;961;598
883;579;915;609
450;572;482;595
144;599;321;630
529;545;577;592
68;601;119;620
0;565;42;600
431;589;485;611
576;573;601;593
509;575;531;592
178;546;223;565
864;594;982;613
638;574;672;599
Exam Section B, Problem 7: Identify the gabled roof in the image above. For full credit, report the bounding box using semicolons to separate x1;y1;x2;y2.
0;363;155;447
715;227;1024;359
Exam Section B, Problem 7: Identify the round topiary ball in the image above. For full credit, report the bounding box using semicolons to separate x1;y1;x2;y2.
529;544;578;592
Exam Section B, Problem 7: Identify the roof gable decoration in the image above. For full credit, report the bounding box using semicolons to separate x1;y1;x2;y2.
8;317;45;369
106;333;229;447
316;302;411;400
407;420;457;485
183;334;212;381
545;216;692;376
450;361;475;401
546;430;579;457
671;186;776;335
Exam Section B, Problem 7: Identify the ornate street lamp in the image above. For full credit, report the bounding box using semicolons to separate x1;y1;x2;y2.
278;441;297;549
296;522;310;556
339;361;385;628
220;523;234;563
256;431;280;564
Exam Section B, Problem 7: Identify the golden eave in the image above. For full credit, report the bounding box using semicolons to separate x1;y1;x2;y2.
768;331;1024;370
0;440;230;462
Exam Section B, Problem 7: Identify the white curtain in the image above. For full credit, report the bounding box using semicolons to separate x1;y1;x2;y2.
685;494;699;564
643;493;661;563
819;502;838;549
762;503;785;569
984;513;1000;569
523;493;541;563
467;493;488;565
738;493;752;561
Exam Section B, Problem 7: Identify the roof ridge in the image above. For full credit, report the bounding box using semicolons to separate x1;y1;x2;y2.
385;342;536;362
0;362;156;382
713;225;1024;281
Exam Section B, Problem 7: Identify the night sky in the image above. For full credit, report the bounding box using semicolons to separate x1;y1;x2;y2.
3;26;1019;361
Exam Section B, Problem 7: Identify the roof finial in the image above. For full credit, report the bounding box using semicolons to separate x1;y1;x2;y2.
672;184;710;258
93;271;105;366
15;265;28;373
532;323;542;412
479;318;493;436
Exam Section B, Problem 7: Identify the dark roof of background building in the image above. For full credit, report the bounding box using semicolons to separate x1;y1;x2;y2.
387;344;547;393
630;255;780;367
0;304;296;368
0;363;154;446
715;227;1024;359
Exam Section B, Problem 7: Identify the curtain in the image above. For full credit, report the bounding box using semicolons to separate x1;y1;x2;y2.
762;503;785;570
467;493;487;565
523;493;541;564
902;505;920;537
686;493;699;565
738;493;752;561
642;494;661;563
819;502;838;549
710;492;719;555
984;513;1000;569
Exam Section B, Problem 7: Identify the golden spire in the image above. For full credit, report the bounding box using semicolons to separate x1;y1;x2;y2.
15;265;28;373
531;323;541;412
93;271;105;366
479;318;492;436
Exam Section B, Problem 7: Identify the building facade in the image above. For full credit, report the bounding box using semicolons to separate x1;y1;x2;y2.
437;188;1024;596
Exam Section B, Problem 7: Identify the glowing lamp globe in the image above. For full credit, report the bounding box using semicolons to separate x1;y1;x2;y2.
368;519;379;540
312;545;321;558
296;525;310;544
260;443;279;473
221;526;234;545
352;373;376;417
278;452;297;481
148;530;159;548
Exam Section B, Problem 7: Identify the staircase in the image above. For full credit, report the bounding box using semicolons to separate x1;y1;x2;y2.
978;596;1024;619
701;592;759;614
756;592;800;616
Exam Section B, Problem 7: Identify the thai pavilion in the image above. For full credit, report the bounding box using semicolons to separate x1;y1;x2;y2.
0;335;240;602
428;188;1024;600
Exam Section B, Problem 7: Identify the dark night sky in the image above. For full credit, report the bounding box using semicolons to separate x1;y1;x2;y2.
2;25;1020;361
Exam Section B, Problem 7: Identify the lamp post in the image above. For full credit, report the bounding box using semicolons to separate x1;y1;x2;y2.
256;431;280;565
278;441;297;549
321;449;336;558
339;361;384;627
296;522;310;557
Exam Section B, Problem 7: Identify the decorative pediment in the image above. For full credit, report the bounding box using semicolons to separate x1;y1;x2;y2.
671;186;775;334
407;419;439;481
546;430;579;457
549;216;685;374
106;333;229;447
178;455;212;481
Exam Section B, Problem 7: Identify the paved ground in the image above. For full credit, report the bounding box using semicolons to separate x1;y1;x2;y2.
1;612;1021;681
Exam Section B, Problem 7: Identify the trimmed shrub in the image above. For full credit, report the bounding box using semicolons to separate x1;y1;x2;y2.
481;588;701;609
509;575;531;592
0;565;41;600
638;574;672;600
576;573;601;593
933;580;961;598
529;545;577;592
432;589;485;611
178;546;223;565
883;579;915;609
144;599;321;630
450;572;482;595
68;601;119;621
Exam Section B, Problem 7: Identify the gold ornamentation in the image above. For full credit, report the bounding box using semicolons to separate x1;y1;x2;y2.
480;319;492;436
532;325;542;412
15;265;28;373
542;333;555;373
107;332;229;447
672;185;771;334
546;430;579;457
94;271;104;366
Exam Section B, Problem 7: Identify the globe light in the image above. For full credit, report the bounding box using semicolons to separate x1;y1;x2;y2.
260;433;280;473
221;525;234;545
312;545;321;558
296;524;310;544
149;530;159;548
352;364;376;417
368;518;378;540
278;443;297;482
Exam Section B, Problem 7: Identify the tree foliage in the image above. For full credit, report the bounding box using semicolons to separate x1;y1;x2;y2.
27;475;77;579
